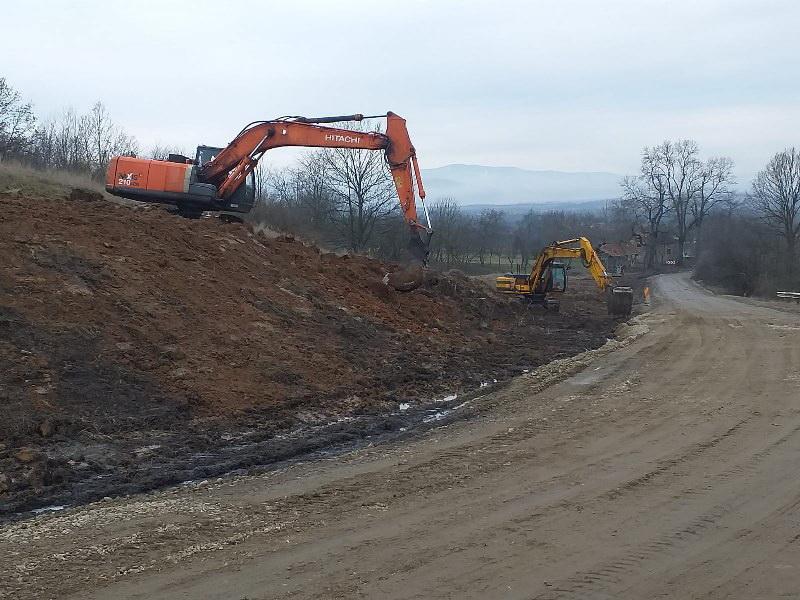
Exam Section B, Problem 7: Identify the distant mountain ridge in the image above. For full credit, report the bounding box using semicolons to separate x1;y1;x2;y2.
421;164;622;205
459;200;610;216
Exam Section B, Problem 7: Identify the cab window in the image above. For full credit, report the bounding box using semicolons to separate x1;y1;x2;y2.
550;266;566;292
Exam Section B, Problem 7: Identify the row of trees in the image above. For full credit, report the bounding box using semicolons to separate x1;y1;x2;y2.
698;148;800;294
257;133;798;294
3;76;799;292
620;140;735;269
252;155;635;272
750;149;800;261
0;77;138;177
424;200;636;270
621;139;800;293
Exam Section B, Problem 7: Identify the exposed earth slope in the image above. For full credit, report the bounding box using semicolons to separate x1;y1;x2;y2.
0;182;617;515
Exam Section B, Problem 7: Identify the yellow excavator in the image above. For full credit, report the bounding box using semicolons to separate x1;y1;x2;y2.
496;237;633;316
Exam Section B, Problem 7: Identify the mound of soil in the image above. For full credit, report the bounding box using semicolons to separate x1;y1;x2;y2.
0;190;617;515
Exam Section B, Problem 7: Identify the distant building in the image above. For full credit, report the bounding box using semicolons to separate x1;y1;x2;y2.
598;239;641;274
653;236;696;265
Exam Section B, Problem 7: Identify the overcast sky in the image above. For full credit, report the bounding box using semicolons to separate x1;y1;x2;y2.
3;0;799;182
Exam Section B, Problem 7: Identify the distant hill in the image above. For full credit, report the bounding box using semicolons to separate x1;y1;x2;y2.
421;164;622;205
459;200;610;216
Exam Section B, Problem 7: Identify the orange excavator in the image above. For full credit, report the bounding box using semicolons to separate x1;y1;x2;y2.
105;112;433;287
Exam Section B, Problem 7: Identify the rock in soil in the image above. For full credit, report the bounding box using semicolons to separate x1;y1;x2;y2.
37;420;55;438
14;448;42;464
68;187;104;202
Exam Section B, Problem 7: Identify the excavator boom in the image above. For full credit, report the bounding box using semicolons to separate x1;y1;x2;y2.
197;112;429;237
527;237;613;293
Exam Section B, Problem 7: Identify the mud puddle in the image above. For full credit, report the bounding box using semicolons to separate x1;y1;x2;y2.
2;383;501;522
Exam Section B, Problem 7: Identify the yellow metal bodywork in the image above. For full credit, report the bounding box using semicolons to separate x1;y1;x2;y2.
495;273;534;294
495;237;613;297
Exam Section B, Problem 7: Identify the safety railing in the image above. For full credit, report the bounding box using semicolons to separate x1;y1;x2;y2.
776;291;800;304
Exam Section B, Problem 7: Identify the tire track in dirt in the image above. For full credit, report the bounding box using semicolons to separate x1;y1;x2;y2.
531;418;800;599
520;278;800;600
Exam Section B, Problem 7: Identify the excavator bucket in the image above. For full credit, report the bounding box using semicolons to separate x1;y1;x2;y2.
608;286;633;316
407;231;430;264
383;229;430;292
384;263;425;292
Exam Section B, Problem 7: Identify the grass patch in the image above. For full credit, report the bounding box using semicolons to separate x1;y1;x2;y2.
0;161;111;200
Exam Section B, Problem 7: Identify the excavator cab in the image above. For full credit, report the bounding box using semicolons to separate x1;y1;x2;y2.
496;260;583;313
193;145;255;216
543;261;567;294
538;261;567;311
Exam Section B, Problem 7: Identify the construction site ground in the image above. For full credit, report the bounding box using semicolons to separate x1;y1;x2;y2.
0;186;621;518
4;272;800;599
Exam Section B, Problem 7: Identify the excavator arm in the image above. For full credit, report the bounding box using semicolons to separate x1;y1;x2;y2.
199;112;431;240
528;237;613;293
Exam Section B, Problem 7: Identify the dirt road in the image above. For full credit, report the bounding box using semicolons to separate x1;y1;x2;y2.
3;272;800;599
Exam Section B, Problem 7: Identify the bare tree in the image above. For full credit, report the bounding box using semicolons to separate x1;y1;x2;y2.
623;141;734;267
511;210;539;270
49;108;87;171
84;102;115;170
475;209;506;265
750;148;800;265
148;143;188;160
319;121;397;253
0;78;36;160
691;156;735;235
258;167;300;232
620;146;671;269
658;140;701;263
429;199;463;264
297;151;335;230
251;164;271;204
654;140;736;263
29;103;137;176
267;167;297;204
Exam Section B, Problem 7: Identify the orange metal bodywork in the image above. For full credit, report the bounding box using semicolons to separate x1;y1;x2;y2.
106;156;190;194
200;112;428;232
